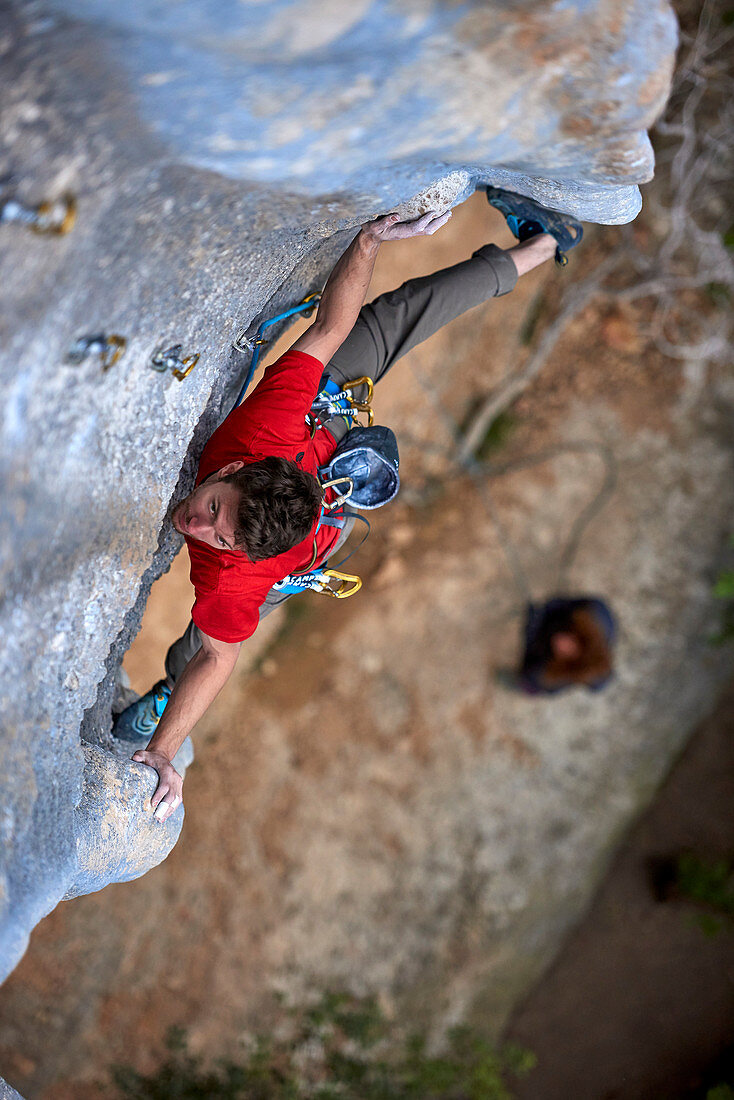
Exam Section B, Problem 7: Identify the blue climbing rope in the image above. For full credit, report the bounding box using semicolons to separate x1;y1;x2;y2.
234;293;321;407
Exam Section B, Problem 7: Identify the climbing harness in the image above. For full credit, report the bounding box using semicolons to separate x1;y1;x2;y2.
0;193;76;235
270;430;394;601
66;333;127;370
233;293;321;407
275;426;398;598
150;343;200;381
272;425;399;599
274;503;372;600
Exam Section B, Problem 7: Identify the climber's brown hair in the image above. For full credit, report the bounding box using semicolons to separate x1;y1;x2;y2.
542;608;613;687
222;457;322;561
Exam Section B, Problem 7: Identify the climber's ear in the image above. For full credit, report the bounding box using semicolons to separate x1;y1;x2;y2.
212;461;245;481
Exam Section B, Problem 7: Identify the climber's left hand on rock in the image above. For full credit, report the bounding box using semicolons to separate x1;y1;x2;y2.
362;208;452;242
131;749;184;824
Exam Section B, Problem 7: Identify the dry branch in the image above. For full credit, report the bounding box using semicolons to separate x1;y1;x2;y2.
456;0;733;465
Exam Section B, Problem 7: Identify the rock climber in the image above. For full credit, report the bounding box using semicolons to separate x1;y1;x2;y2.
114;188;585;823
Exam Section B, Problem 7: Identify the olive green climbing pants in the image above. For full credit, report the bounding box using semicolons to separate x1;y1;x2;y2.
164;242;518;685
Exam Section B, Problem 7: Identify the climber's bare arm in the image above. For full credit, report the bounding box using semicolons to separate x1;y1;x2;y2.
507;232;557;276
132;631;241;823
293;209;451;366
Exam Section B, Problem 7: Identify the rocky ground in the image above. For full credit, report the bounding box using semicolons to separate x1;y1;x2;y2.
0;192;732;1099
506;678;734;1099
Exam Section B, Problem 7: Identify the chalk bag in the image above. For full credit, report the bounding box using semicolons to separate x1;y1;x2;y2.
319;425;399;510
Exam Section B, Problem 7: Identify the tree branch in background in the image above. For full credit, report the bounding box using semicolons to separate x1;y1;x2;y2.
456;0;733;465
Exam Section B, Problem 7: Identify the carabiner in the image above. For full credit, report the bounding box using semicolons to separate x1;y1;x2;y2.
299;292;321;316
100;335;126;370
343;376;374;404
342;376;375;426
150;344;200;381
317;570;362;598
233;291;323;395
34;195;77;235
320;475;353;509
172;353;200;381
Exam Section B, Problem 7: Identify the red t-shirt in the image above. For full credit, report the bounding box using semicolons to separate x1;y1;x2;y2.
186;350;340;643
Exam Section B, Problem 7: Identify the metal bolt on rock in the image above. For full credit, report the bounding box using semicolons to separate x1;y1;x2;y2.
0;193;76;235
149;344;200;381
66;333;127;370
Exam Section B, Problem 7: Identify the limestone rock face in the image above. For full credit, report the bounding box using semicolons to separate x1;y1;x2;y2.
64;738;194;901
0;0;676;985
0;1077;24;1100
46;0;676;222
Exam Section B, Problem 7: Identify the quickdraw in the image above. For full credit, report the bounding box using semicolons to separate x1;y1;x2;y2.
233;292;321;407
232;294;375;427
150;344;200;381
0;194;76;235
272;568;362;599
66;333;127;371
310;375;374;427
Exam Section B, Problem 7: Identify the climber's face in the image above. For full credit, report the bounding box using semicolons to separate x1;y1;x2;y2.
171;463;244;552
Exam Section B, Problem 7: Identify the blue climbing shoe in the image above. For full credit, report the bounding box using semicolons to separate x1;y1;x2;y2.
485;186;583;266
113;680;171;742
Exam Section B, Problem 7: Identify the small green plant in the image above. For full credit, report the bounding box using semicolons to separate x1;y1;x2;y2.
707;1085;734;1100
476;412;517;462
675;853;734;917
520;291;548;347
713;571;734;600
706;281;732;307
711;536;734;645
110;993;535;1100
669;853;734;936
651;852;734;938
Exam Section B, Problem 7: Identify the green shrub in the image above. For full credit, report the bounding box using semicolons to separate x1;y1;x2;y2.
711;537;734;644
707;1086;734;1100
675;853;734;917
476;412;516;462
110;993;535;1100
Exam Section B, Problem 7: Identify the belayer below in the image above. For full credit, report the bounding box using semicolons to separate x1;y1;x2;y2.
518;596;616;695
